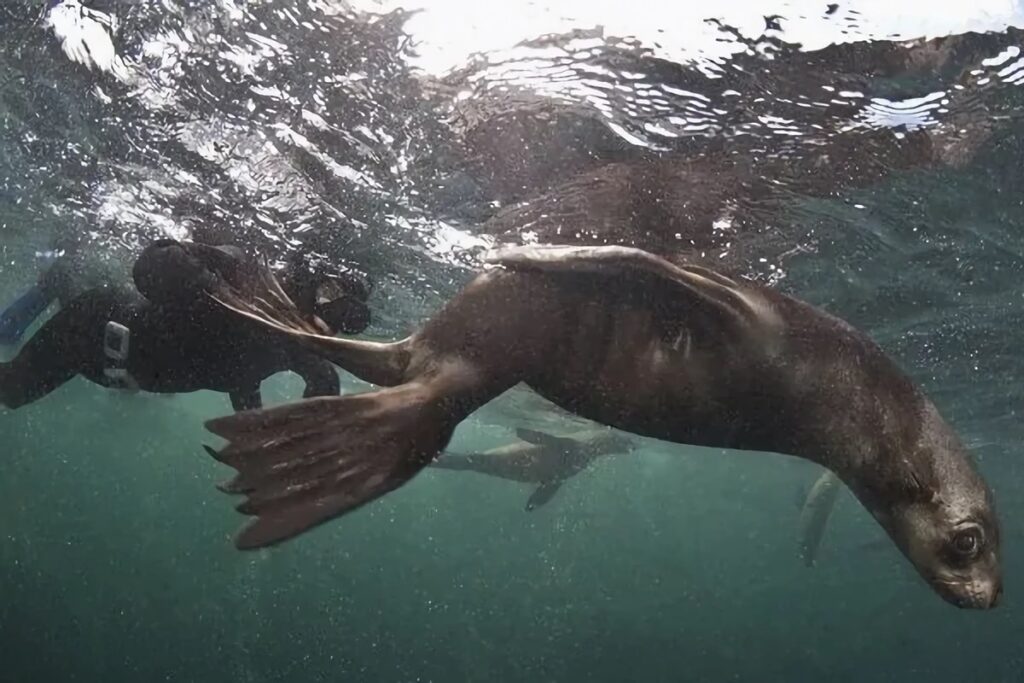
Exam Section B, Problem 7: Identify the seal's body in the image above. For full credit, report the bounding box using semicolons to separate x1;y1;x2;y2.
206;245;1001;609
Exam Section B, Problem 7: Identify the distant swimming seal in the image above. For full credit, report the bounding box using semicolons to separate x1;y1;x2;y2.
205;245;1001;610
431;427;634;510
798;470;843;567
797;470;901;567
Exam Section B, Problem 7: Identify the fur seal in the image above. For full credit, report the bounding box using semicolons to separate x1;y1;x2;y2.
204;244;1001;609
797;470;901;567
432;427;634;510
798;470;844;567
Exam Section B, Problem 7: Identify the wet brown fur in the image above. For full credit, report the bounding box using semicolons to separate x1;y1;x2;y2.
203;245;999;608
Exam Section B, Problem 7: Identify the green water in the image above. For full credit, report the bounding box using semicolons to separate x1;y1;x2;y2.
4;0;1024;680
0;325;1017;682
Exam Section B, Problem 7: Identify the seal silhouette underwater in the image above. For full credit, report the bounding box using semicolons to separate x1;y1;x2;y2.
204;244;1002;610
798;470;844;567
431;427;634;510
796;470;903;566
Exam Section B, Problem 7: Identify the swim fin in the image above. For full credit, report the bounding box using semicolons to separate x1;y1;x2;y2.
0;285;53;345
205;383;460;549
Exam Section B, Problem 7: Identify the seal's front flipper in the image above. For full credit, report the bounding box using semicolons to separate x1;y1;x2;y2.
526;480;563;510
205;383;462;549
484;245;780;335
515;427;577;450
797;470;843;568
793;482;808;511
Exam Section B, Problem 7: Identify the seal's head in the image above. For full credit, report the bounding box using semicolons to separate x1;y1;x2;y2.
890;486;1000;609
857;403;1002;609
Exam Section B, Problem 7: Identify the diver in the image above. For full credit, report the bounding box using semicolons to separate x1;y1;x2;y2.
0;238;372;411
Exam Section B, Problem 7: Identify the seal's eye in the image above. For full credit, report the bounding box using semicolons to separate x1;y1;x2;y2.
951;527;982;557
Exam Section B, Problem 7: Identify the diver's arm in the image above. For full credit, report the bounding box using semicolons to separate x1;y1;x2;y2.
291;353;341;398
229;386;263;412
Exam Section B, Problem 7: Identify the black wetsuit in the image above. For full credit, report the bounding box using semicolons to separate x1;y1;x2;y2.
0;239;367;411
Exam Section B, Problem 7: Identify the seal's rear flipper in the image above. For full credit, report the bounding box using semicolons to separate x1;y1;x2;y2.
526;480;563;510
205;384;458;549
208;261;324;336
211;269;410;387
429;453;483;472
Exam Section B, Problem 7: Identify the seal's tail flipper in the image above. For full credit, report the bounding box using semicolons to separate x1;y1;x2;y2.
515;427;577;450
526;480;563;510
205;383;458;549
429;453;483;472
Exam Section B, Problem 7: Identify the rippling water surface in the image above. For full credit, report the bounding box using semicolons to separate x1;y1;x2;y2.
4;1;1024;681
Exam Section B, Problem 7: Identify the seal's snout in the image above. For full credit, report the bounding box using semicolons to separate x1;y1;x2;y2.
989;582;1003;609
980;576;1004;609
934;576;1002;610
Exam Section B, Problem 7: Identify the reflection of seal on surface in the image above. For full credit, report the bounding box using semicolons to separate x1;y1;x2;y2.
798;470;843;567
431;427;633;510
205;244;1001;610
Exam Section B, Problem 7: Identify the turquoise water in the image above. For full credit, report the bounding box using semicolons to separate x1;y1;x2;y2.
4;1;1024;681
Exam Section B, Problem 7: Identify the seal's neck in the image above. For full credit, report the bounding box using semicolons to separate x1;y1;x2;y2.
836;398;982;520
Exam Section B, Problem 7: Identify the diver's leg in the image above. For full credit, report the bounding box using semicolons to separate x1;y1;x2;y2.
0;285;54;346
0;251;79;345
37;253;77;305
0;292;104;408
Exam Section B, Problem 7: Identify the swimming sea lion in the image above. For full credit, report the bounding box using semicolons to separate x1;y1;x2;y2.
798;470;844;567
204;244;1001;609
432;427;634;510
